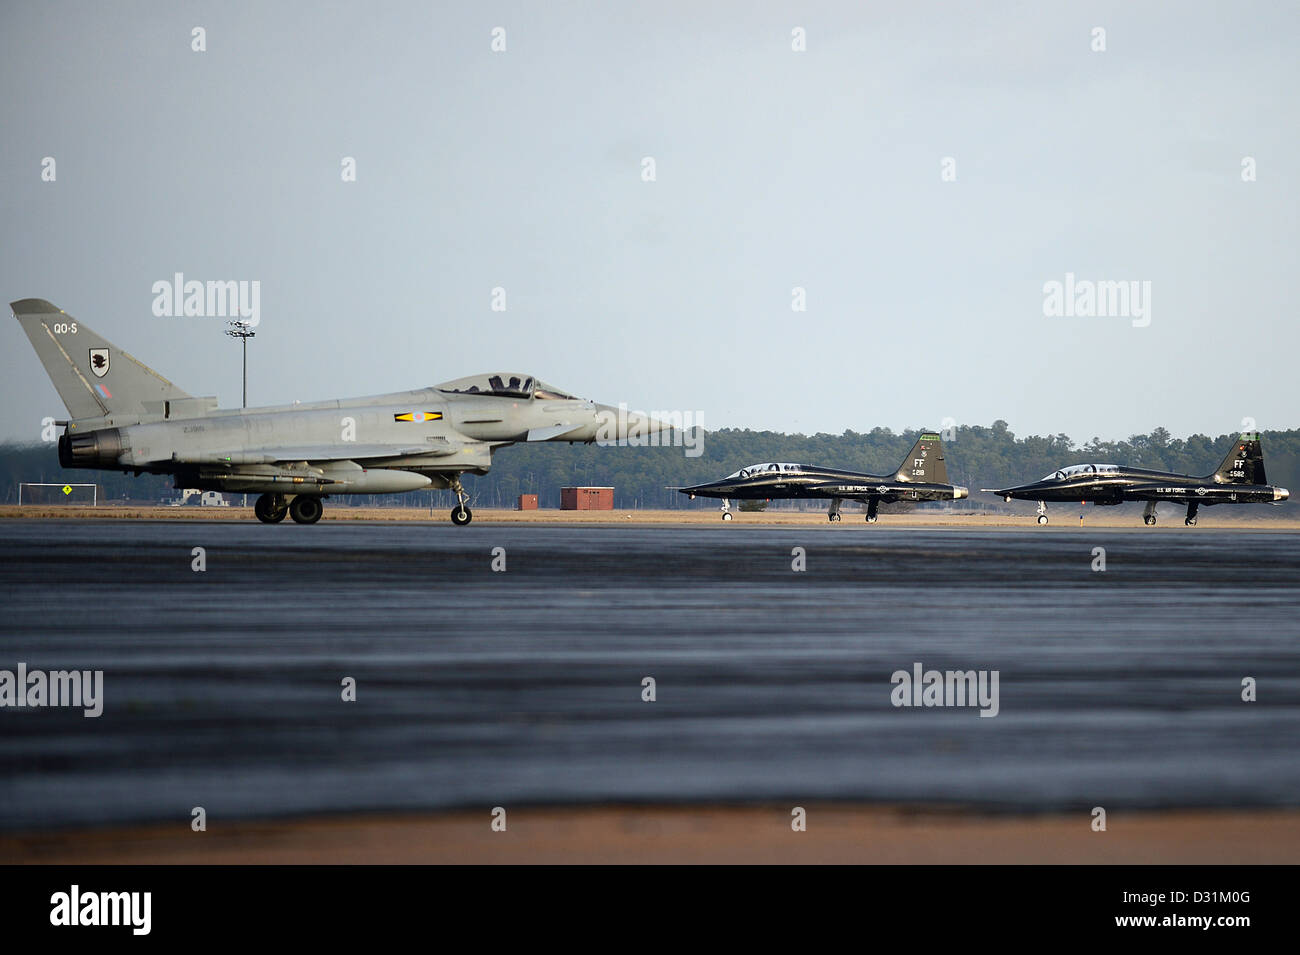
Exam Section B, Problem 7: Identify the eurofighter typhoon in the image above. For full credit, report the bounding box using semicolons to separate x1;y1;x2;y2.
13;299;669;525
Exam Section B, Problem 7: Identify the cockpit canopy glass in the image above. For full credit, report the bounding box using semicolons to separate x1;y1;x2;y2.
533;380;580;400
437;373;534;398
1042;463;1120;481
435;374;583;401
725;462;804;480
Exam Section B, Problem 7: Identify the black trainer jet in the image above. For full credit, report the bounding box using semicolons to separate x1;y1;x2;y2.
679;432;968;522
984;432;1289;526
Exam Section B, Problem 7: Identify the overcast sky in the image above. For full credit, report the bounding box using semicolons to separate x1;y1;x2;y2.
2;1;1296;446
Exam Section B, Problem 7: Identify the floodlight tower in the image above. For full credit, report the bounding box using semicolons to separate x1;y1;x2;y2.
225;319;256;509
225;319;255;408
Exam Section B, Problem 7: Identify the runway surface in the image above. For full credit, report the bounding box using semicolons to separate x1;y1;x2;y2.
2;520;1298;830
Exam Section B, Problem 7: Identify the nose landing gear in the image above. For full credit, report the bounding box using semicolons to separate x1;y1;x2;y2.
1185;501;1198;526
1036;501;1048;525
449;475;473;526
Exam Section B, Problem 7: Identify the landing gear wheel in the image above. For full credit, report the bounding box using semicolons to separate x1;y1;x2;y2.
721;511;733;521
1144;515;1156;526
254;494;287;524
289;496;323;525
1185;517;1197;526
828;513;841;522
1036;514;1049;525
866;515;878;523
447;474;473;526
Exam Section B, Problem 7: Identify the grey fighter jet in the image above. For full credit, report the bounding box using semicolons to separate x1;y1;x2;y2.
13;299;668;525
983;432;1289;526
679;432;969;522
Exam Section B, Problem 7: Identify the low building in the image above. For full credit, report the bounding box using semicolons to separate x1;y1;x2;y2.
560;486;614;510
517;494;538;510
167;489;228;506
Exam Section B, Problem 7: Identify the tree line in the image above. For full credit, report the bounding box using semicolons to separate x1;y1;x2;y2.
2;422;1296;514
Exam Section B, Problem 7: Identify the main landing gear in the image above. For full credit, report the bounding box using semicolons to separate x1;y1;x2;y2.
1036;501;1049;525
449;475;473;526
254;493;287;524
865;499;879;523
254;493;323;525
827;498;843;522
1143;501;1158;526
1184;501;1198;526
290;496;323;524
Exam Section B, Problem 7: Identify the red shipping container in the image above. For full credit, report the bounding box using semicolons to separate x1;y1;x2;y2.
517;494;538;510
560;487;614;510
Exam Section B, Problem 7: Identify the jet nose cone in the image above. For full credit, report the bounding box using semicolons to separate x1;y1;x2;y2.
1276;487;1290;502
954;486;969;500
593;404;674;443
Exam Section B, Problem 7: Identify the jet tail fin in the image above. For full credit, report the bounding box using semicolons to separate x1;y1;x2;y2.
11;299;193;421
1213;432;1267;485
897;431;949;483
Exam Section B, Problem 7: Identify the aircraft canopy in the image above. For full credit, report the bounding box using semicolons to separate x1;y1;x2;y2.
725;463;805;479
1043;463;1120;481
435;374;580;400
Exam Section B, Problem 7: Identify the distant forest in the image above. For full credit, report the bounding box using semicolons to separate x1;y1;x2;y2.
3;423;1297;514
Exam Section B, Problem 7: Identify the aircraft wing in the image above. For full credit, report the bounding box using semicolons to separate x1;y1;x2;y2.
1122;482;1259;503
145;444;464;465
808;481;894;499
808;481;966;502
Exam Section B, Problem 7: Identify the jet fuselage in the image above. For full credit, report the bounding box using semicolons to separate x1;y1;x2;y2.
985;435;1288;525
